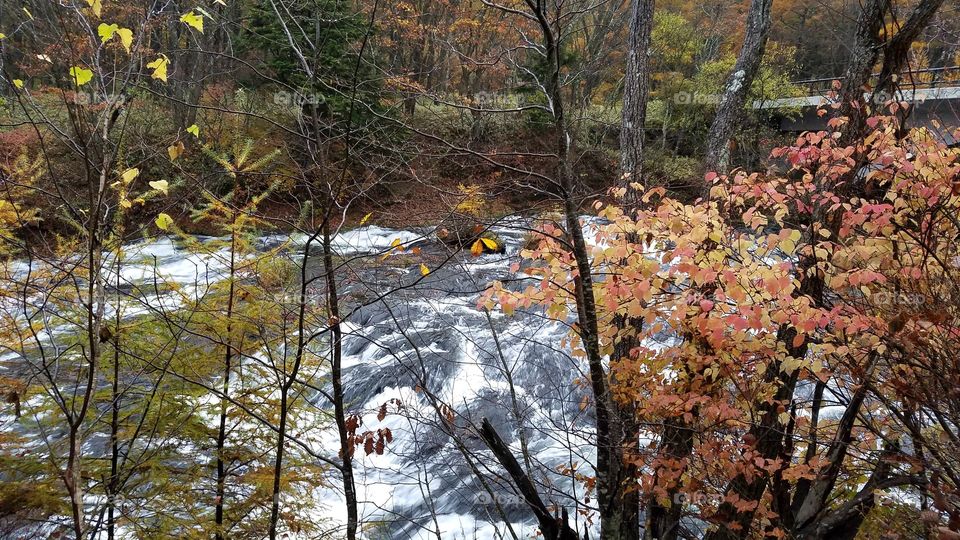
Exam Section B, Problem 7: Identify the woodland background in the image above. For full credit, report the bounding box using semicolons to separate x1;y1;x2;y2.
1;0;960;538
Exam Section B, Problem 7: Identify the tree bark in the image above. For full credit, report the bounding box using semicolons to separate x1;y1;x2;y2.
796;449;923;539
267;387;289;540
703;0;774;175
613;2;655;536
325;220;359;540
215;219;238;540
644;417;694;540
524;1;631;536
107;257;123;540
792;355;878;531
874;0;945;98
479;418;581;540
619;0;655;192
836;0;943;190
836;0;890;145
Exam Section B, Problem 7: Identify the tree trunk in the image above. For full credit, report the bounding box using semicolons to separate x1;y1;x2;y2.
703;0;774;175
704;225;827;540
215;222;238;540
479;418;581;539
325;221;359;540
65;143;110;540
268;388;289;540
644;417;694;540
839;0;944;143
792;356;878;531
836;0;890;145
619;0;655;192
874;0;945;98
107;267;122;540
66;427;84;539
536;6;639;538
703;329;804;540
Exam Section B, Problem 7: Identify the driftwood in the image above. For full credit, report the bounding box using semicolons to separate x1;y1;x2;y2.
479;418;581;540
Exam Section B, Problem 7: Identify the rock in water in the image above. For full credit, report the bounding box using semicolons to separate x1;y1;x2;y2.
437;213;505;254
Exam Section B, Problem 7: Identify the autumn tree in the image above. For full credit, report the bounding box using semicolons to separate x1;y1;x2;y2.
0;2;159;535
488;112;960;539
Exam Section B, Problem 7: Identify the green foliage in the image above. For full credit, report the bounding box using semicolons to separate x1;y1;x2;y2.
241;0;380;121
0;441;63;519
513;40;579;132
518;92;556;132
651;11;704;75
642;148;701;189
646;33;801;162
196;138;283;210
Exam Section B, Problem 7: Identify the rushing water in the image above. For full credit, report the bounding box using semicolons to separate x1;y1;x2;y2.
1;220;598;539
296;221;596;538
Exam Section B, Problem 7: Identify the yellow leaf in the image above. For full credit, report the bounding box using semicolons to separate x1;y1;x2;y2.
98;23;118;42
116;28;133;53
214;0;226;5
120;199;132;209
147;55;169;82
13;79;23;89
186;124;200;137
479;237;498;250
120;168;139;184
470;240;484;257
419;264;430;276
85;0;102;17
155;213;174;231
180;11;204;33
0;33;6;40
167;141;184;161
149;180;169;195
70;66;94;87
22;7;33;19
359;212;372;225
780;238;797;255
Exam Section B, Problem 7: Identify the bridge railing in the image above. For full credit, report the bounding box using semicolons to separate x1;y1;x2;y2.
791;65;960;96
